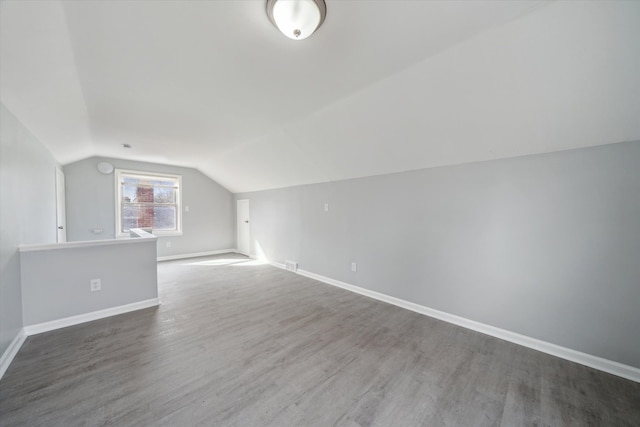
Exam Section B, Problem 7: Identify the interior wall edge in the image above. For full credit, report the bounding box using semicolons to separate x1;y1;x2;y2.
0;328;27;381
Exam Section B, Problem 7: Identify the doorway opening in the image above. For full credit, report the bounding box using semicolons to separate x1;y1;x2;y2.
236;199;250;256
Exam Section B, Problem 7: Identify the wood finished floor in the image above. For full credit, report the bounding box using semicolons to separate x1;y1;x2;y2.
1;253;639;426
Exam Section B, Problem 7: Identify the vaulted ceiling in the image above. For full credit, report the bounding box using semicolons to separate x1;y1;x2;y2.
1;1;639;193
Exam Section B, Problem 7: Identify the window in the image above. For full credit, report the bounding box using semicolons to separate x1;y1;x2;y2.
115;169;182;237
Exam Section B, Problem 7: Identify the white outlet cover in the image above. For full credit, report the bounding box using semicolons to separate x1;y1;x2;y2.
90;278;101;291
324;203;329;212
185;205;190;212
351;262;357;272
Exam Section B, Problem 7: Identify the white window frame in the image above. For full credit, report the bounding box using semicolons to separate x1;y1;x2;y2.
115;169;183;238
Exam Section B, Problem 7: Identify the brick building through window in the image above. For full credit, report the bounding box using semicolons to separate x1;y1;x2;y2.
115;170;182;236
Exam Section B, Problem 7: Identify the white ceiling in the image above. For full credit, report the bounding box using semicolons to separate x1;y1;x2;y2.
2;0;639;193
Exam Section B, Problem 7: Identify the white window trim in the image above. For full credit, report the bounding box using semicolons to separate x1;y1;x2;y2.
114;169;183;238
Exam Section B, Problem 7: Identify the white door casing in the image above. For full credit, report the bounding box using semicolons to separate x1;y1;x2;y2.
237;199;250;256
55;168;67;242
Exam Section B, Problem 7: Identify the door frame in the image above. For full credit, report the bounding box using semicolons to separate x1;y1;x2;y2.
55;167;67;243
236;199;250;256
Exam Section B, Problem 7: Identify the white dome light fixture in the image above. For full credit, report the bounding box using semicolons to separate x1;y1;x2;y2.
267;0;326;40
97;161;114;175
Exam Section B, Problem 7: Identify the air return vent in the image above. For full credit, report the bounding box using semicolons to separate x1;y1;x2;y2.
285;260;298;272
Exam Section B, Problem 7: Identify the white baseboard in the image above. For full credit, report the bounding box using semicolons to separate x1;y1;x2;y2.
24;298;160;336
269;261;286;270
0;328;27;380
157;249;236;262
296;268;640;383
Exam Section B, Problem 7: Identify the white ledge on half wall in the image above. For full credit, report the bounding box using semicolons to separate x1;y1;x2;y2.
19;228;157;252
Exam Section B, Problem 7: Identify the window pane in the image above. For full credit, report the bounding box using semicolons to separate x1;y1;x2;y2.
122;185;138;202
136;205;156;228
153;186;176;204
149;178;175;187
123;177;140;185
135;186;154;203
117;171;181;234
122;204;155;231
153;206;176;230
122;205;138;232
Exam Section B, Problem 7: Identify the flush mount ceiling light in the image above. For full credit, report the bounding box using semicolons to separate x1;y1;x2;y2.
97;161;114;175
267;0;326;40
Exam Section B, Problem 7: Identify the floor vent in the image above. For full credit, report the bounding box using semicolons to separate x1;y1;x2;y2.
285;260;298;272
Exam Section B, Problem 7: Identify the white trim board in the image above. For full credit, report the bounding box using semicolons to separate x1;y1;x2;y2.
20;235;156;252
269;261;286;270
288;268;640;383
0;328;27;380
157;249;236;262
24;298;160;336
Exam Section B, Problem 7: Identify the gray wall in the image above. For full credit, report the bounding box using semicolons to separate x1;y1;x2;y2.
64;157;235;257
0;104;59;355
20;238;158;325
236;141;640;368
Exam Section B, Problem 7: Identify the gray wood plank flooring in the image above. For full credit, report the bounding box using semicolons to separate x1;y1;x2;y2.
1;253;639;426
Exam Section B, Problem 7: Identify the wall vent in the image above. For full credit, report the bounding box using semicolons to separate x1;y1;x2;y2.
285;260;298;272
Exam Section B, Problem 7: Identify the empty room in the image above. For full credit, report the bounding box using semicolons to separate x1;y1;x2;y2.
1;0;639;425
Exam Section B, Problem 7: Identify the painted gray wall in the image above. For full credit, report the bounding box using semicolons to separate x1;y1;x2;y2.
0;104;59;355
64;157;235;257
20;238;158;325
236;141;640;368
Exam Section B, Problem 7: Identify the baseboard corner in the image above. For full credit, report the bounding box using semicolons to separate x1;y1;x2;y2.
0;328;27;380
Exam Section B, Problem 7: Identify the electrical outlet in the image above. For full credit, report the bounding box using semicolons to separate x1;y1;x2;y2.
324;203;329;212
185;205;190;212
90;278;101;292
166;241;172;248
351;262;357;272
